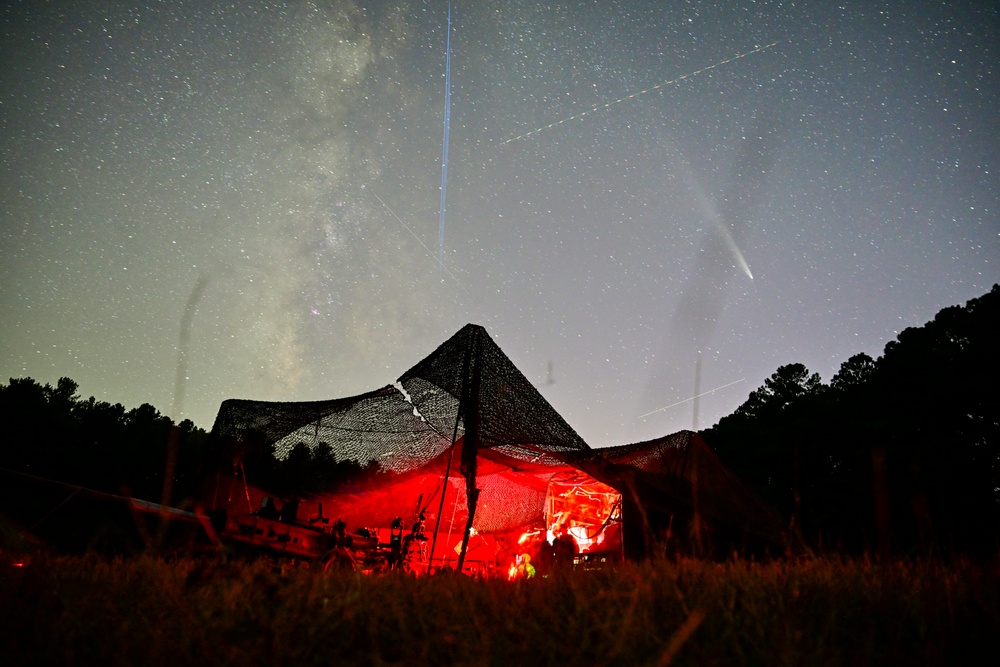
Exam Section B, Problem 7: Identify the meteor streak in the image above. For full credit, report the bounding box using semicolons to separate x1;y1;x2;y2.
501;42;779;145
373;193;469;294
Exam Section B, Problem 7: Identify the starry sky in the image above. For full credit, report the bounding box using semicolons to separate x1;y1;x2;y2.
2;0;997;446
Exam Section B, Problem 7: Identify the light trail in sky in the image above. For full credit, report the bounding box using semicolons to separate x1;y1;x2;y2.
676;152;757;282
638;377;746;419
501;42;780;145
373;193;469;294
720;225;754;280
438;3;452;278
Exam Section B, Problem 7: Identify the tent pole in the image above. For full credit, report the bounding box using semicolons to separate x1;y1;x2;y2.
428;436;458;572
430;332;475;571
445;480;460;538
239;459;253;513
456;331;482;573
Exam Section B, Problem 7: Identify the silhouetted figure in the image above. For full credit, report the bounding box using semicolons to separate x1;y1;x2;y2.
412;508;427;536
553;526;577;567
534;539;556;575
333;518;353;549
389;517;404;568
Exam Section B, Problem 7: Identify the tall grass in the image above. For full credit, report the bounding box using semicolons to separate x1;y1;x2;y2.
1;553;996;666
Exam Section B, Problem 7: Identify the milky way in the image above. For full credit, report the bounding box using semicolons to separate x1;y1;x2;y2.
2;1;997;446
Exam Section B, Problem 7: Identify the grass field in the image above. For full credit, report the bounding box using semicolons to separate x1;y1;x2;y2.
1;552;997;666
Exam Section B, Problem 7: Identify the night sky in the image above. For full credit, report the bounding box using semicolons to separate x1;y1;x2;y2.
2;1;997;446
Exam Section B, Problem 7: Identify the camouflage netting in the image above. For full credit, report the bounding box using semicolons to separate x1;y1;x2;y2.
563;431;786;544
207;325;591;534
206;324;785;547
396;323;589;455
210;385;449;475
211;325;588;473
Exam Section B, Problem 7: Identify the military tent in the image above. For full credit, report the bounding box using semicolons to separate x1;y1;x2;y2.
204;324;784;571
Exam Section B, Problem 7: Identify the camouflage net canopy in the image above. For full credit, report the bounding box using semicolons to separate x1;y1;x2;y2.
207;324;785;547
207;325;592;534
210;323;588;470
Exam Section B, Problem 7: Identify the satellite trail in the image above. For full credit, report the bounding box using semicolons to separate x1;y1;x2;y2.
638;378;746;419
501;42;780;145
438;3;453;278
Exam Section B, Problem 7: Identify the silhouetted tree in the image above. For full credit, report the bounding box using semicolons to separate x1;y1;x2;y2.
830;353;876;392
705;284;1000;557
0;376;209;507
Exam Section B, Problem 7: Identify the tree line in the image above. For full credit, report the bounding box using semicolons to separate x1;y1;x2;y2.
0;378;210;507
2;285;997;557
241;439;371;498
703;284;999;558
0;378;367;509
